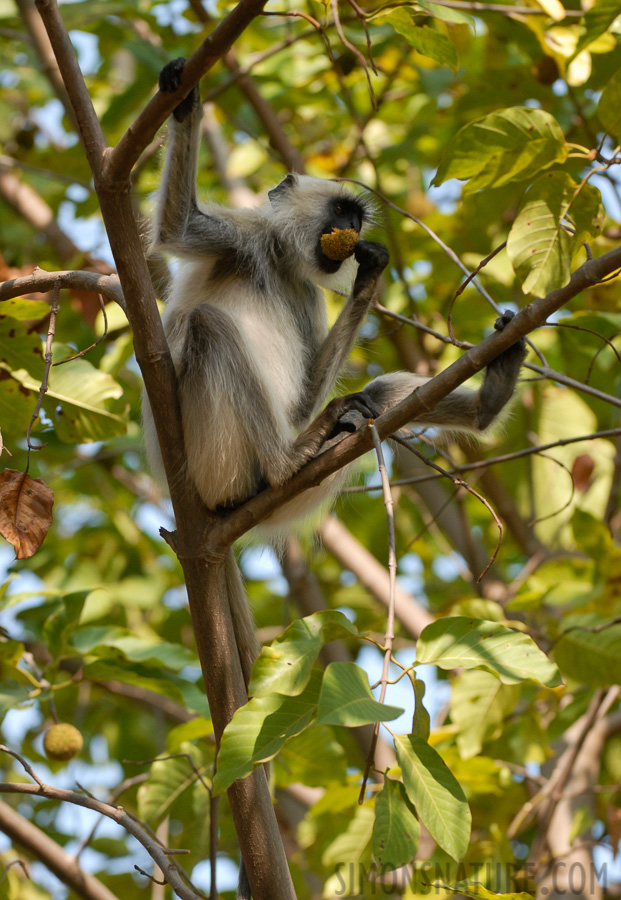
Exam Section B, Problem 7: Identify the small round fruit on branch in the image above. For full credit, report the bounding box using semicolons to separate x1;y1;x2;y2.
320;228;359;261
43;723;83;761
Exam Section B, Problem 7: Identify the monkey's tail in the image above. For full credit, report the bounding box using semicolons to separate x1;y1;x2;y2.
224;549;260;690
224;551;260;900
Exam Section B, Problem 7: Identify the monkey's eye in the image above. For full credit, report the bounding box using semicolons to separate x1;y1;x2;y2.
334;203;344;216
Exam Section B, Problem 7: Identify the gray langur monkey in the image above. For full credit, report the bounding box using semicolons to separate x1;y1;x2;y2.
143;58;527;689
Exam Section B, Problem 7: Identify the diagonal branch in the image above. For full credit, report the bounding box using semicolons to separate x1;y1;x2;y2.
105;0;269;181
0;781;203;900
208;244;621;551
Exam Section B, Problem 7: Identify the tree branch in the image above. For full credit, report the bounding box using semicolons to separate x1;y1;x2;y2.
0;268;124;307
0;799;119;900
104;0;269;181
208;244;621;551
0;781;203;900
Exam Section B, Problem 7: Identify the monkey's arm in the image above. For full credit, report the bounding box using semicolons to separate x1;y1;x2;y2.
153;59;238;258
298;240;389;421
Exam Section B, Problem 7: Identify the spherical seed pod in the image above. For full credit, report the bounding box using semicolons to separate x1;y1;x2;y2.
43;723;83;761
320;227;359;261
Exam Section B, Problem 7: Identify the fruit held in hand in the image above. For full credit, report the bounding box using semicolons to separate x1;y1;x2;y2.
43;723;83;761
320;228;359;261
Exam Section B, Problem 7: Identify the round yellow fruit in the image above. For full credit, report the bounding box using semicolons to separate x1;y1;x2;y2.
320;228;359;261
43;723;83;761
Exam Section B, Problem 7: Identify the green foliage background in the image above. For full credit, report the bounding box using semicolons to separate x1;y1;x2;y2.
1;0;621;897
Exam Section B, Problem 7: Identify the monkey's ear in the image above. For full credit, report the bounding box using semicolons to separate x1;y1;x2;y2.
268;174;297;205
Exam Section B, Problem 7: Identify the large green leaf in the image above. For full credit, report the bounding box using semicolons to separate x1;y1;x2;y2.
71;625;199;671
554;620;621;686
373;778;420;870
316;662;403;726
249;610;359;698
213;670;322;794
416;617;562;686
451;669;519;758
432;107;567;192
377;10;459;71
275;724;347;787
137;744;207;825
598;67;621;140
507;173;604;296
395;734;471;861
322;802;375;868
9;355;127;443
0;298;50;321
574;0;621;58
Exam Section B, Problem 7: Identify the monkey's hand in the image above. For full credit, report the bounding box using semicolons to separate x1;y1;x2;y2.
353;240;389;289
159;57;200;123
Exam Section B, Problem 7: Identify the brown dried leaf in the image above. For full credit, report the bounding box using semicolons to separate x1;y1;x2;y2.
572;454;595;492
0;468;54;559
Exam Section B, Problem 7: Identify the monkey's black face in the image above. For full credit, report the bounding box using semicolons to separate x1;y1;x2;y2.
316;198;365;273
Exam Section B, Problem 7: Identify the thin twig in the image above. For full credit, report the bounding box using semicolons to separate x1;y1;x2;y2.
53;294;108;365
359;423;397;801
25;280;60;458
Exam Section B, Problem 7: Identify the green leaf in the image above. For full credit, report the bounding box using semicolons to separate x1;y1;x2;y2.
373;778;420;869
574;0;621;58
432;107;567;192
506;172;573;296
8;355;128;443
167;718;214;754
249;610;359;698
507;170;603;296
416;0;475;26
71;626;199;671
213;670;322;794
137;745;207;825
0;680;33;719
42;591;88;660
437;882;534;900
599;67;621;140
451;669;519;758
82;659;190;706
573;509;614;561
316;662;403;726
377;11;459;71
275;724;347;787
322;802;375;867
395;734;471;861
0;298;50;321
554;620;621;687
415;617;562;686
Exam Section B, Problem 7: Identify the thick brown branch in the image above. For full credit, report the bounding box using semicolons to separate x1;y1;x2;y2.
0;268;124;308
